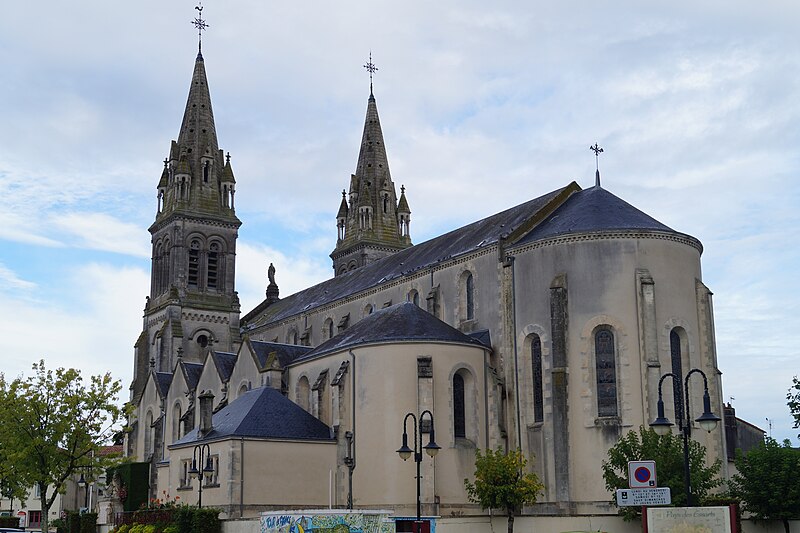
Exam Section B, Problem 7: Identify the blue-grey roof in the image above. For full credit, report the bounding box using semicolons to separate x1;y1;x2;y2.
154;371;173;398
182;361;204;391
171;386;333;445
210;351;237;382
468;329;492;349
295;302;487;362
517;185;682;245
250;341;312;369
242;185;574;329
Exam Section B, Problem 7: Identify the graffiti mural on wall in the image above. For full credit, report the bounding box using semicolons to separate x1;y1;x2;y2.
261;511;395;533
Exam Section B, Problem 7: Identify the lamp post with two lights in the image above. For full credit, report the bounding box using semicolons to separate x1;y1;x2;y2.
649;368;721;506
187;443;215;508
397;410;440;533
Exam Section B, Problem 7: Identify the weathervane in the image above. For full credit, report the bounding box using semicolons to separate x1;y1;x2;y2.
363;52;378;96
192;3;209;55
590;142;604;187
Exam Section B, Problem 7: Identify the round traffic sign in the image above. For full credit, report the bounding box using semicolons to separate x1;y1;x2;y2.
634;466;651;483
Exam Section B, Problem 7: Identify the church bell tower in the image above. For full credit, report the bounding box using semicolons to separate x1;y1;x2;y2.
131;44;242;402
330;57;412;276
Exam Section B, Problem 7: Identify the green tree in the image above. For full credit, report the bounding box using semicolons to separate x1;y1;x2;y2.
602;426;721;521
464;447;543;533
0;361;124;533
788;376;800;441
729;438;800;533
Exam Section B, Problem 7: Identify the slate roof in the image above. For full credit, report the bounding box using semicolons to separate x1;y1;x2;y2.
243;185;572;329
468;329;492;349
154;372;173;398
517;185;687;245
170;386;333;445
211;351;237;382
250;341;312;369
295;302;487;362
182;361;204;391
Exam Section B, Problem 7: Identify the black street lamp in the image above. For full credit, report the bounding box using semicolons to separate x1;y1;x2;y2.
77;465;92;512
397;410;440;533
187;443;215;508
649;369;721;506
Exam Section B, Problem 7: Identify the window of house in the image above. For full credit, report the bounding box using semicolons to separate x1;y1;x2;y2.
595;328;618;417
408;289;419;307
324;318;334;340
297;376;310;412
172;403;182;442
187;240;201;288
181;459;192;488
670;328;684;423
144;410;154;457
532;335;544;423
453;373;466;438
203;455;220;486
207;242;219;289
29;510;42;528
465;273;474;321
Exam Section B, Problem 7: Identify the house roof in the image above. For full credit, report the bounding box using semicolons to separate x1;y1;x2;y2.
210;351;237;382
243;184;574;329
250;340;312;369
154;371;173;398
181;361;204;391
294;302;487;362
517;185;693;245
171;386;333;445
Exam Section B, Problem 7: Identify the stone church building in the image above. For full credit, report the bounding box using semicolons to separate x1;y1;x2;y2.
127;46;730;524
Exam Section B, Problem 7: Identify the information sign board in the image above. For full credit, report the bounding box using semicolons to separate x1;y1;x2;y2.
616;487;671;507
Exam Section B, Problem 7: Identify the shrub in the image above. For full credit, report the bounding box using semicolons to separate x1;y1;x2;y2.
192;508;221;533
80;512;97;533
163;526;180;533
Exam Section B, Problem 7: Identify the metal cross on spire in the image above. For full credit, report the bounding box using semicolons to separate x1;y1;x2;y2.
363;52;378;96
590;142;604;187
192;3;209;56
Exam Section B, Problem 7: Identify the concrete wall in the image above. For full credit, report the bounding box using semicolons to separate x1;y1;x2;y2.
219;515;800;533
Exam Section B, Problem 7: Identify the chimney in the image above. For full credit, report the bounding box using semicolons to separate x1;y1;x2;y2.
199;390;214;436
264;352;283;390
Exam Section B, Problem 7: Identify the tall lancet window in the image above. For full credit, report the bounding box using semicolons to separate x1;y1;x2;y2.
188;240;201;288
595;327;618;417
453;373;466;438
207;242;219;289
465;273;475;321
670;329;684;424
531;335;544;423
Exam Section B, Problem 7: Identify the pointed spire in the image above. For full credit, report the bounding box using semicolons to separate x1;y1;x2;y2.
222;152;236;184
177;55;219;157
397;184;410;214
354;93;390;184
337;189;349;219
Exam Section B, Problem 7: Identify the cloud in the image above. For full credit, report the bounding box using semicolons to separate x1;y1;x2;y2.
50;212;152;258
0;263;37;291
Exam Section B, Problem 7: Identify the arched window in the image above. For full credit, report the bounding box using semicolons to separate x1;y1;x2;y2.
465;273;475;321
144;410;154;457
297;376;310;412
187;240;201;288
453;373;466;438
323;318;334;341
207;242;220;289
363;304;374;317
203;161;210;183
595;328;618;417
670;328;684;422
288;329;298;345
408;289;419;307
172;403;182;442
531;335;544;423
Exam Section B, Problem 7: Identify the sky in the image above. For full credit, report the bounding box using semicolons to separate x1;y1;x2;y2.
0;1;798;444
